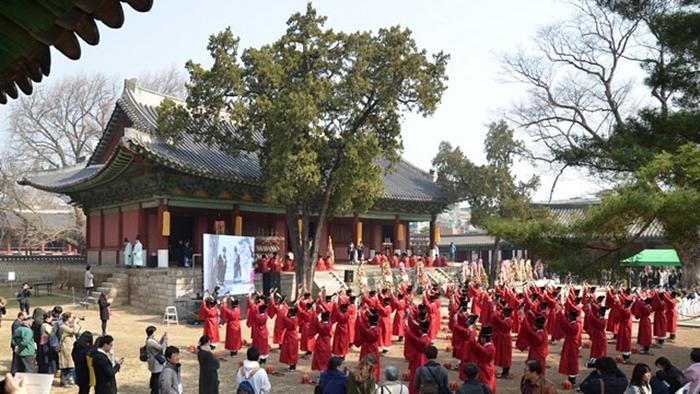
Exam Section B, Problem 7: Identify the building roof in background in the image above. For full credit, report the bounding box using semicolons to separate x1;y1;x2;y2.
22;80;447;205
0;0;153;104
0;210;76;232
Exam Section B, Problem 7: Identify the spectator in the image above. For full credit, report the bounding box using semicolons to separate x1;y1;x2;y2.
36;313;57;374
71;331;93;394
649;371;669;394
197;335;220;394
236;346;271;394
654;356;686;393
11;316;35;373
347;354;378;394
58;312;81;387
146;326;168;394
414;346;448;394
520;359;557;394
682;348;700;394
456;362;492;394
84;265;94;297
98;293;111;336
15;283;31;314
159;346;182;394
377;365;409;394
579;356;628;394
92;335;123;394
319;357;347;394
10;312;26;374
625;363;652;394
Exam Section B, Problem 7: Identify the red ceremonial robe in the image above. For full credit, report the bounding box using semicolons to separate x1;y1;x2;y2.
557;311;582;377
332;309;351;356
298;308;316;353
405;327;431;394
518;317;548;375
633;300;653;347
664;296;677;335
198;300;220;345
470;336;496;394
391;295;406;337
587;312;607;360
279;314;299;365
652;294;668;338
272;303;288;345
377;304;393;349
458;327;478;382
221;303;242;352
312;319;332;371
491;312;513;368
347;304;357;344
358;322;381;382
615;302;633;353
250;309;270;355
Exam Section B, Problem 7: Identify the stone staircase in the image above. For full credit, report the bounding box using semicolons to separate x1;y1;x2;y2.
313;270;348;296
82;272;129;309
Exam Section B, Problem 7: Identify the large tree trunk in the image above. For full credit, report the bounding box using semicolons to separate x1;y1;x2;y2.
675;242;700;289
490;237;501;284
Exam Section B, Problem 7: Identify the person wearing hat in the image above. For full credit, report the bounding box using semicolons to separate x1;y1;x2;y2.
405;319;432;394
298;300;317;358
492;306;514;379
391;292;407;343
358;310;381;382
11;316;35;373
197;335;220;394
198;295;220;350
332;303;352;359
221;294;242;357
517;312;549;375
468;325;495;393
279;306;299;371
312;310;332;372
615;297;634;364
378;296;393;353
249;302;271;365
270;293;287;350
636;297;654;355
586;306;608;368
556;305;582;386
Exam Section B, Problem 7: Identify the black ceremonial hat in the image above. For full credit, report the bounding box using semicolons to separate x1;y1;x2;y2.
479;326;493;337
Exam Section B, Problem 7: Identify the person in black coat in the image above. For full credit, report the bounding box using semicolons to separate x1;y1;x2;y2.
579;357;629;394
655;357;686;393
92;335;123;394
71;331;94;394
98;293;111;336
197;335;220;394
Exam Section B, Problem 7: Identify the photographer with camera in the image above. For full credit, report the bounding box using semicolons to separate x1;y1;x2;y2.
57;312;81;388
15;284;31;315
145;326;168;394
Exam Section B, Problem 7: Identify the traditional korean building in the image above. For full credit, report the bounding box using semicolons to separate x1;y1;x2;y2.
20;80;448;267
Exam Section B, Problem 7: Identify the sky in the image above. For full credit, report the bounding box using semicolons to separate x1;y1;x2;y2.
1;0;624;202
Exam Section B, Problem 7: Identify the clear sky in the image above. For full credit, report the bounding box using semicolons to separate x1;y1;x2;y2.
2;0;619;201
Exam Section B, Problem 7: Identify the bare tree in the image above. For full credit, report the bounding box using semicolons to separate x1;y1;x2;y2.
137;64;188;99
500;0;645;191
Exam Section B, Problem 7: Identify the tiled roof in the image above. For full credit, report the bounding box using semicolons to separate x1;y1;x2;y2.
439;197;666;247
0;0;153;104
20;165;102;191
76;80;445;203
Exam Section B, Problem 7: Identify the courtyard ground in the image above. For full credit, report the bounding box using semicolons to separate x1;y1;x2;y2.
0;286;697;393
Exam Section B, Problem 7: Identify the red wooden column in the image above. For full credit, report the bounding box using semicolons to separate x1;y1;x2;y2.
98;210;104;265
393;215;400;254
85;210;91;264
352;213;359;245
429;215;436;252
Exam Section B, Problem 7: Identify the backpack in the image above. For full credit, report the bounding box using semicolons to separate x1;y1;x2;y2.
139;344;149;362
49;330;62;352
237;367;260;394
418;365;449;394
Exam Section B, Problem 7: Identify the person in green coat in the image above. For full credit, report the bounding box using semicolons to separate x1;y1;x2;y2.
11;316;35;373
346;354;378;394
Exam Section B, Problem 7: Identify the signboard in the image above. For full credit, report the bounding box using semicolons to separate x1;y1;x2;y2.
203;234;255;295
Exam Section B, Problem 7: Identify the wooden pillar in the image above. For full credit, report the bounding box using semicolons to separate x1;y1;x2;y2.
233;204;241;236
352;213;359;245
429;215;436;250
393;215;400;254
67;244;72;254
6;238;10;254
98;210;104;265
40;243;45;255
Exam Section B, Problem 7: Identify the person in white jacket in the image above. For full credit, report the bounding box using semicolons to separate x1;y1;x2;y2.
236;347;271;394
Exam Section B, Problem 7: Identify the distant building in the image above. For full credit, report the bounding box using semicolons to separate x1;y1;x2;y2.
0;210;80;255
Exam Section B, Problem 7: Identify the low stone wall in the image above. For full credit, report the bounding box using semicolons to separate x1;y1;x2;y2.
0;257;85;285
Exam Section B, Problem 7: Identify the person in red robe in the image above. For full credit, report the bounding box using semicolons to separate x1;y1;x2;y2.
269;253;281;272
283;252;295;272
250;303;270;364
198;297;220;349
298;302;317;357
315;255;326;272
615;298;633;364
391;293;407;342
378;297;393;352
469;325;496;393
491;306;513;379
358;312;381;382
652;290;668;346
279;306;299;371
272;295;288;348
312;311;332;371
586;306;608;367
408;254;418;268
220;296;242;356
324;257;334;271
517;314;549;375
332;303;351;357
405;320;431;394
634;297;653;354
557;307;582;386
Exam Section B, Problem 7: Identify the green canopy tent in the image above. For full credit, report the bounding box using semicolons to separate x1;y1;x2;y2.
620;249;681;267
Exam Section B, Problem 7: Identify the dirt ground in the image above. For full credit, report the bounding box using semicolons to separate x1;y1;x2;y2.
0;287;697;394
